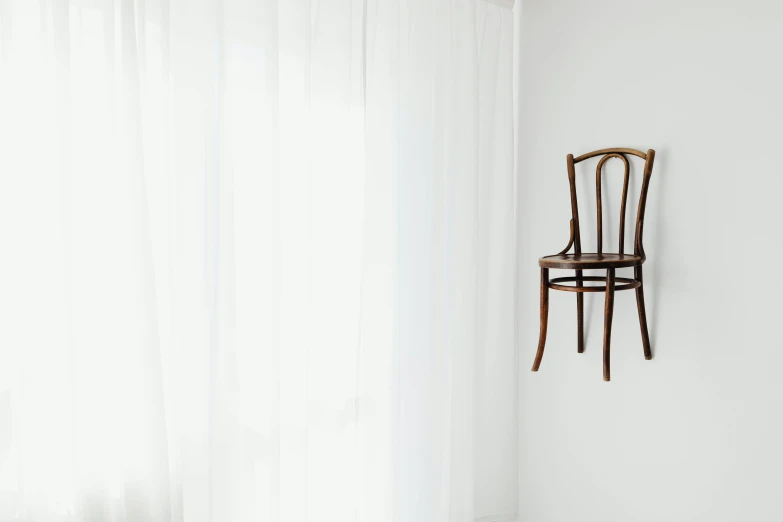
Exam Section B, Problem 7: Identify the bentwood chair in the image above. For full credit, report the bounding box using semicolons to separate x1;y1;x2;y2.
531;148;656;381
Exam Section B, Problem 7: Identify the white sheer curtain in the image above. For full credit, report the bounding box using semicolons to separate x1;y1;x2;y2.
0;1;516;521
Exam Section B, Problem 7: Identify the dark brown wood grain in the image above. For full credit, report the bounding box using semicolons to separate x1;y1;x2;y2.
548;275;640;293
574;147;647;163
576;270;584;353
557;219;575;255
595;153;629;255
532;147;656;381
635;265;652;360
603;268;616;382
539;253;642;270
531;267;549;372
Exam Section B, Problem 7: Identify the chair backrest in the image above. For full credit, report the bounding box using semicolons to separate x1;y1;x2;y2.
567;148;655;257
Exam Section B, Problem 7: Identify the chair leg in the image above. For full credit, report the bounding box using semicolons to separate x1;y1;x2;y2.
575;269;584;353
603;268;615;382
634;265;652;360
532;268;549;372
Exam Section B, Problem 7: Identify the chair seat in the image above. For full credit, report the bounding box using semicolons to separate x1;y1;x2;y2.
539;253;644;269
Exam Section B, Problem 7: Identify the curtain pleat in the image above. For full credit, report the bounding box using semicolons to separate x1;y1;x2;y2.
0;1;516;521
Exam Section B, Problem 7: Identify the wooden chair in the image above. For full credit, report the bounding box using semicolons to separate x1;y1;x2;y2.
531;148;656;381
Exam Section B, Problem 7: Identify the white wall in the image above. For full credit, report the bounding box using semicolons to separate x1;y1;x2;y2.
516;1;783;521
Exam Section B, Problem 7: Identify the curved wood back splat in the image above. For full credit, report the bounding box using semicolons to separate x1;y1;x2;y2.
565;148;655;257
595;153;630;255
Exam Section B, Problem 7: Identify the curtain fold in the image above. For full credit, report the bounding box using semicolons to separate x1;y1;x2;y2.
0;1;516;521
